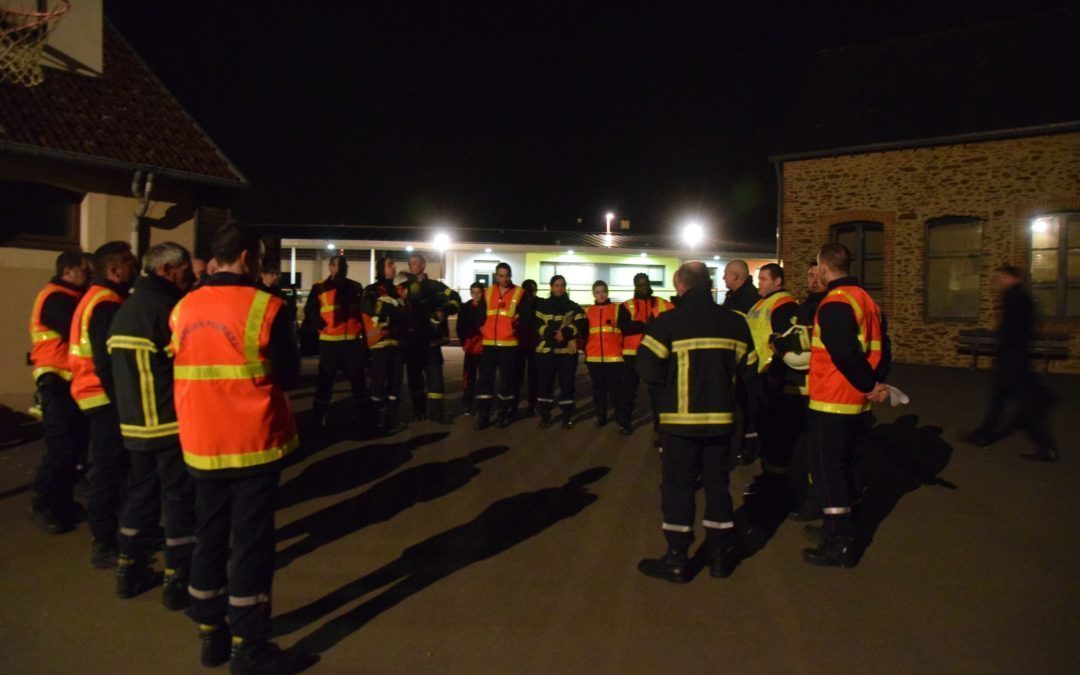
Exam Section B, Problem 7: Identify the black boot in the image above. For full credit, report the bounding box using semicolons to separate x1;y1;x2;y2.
29;503;77;535
538;406;553;429
198;624;231;668
116;554;162;598
427;398;452;425
162;568;190;611
387;405;406;434
90;538;118;569
707;539;744;579
638;548;692;584
595;412;608;427
802;532;855;567
561;409;575;429
229;638;317;674
1020;447;1059;462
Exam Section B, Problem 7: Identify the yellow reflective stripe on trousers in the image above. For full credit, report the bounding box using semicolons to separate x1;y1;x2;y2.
183;435;299;471
174;363;268;380
660;412;735;425
640;334;669;359
244;291;272;363
808;399;870;414
121;421;179;439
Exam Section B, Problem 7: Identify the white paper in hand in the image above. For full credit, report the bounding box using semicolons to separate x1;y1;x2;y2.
887;385;910;407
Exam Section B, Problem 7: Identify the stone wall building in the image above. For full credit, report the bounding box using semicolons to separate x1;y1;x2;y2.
772;8;1080;373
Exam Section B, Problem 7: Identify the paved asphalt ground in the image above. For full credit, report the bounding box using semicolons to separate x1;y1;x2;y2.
1;352;1078;673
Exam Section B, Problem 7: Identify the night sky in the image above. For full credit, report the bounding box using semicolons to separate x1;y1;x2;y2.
106;1;1068;244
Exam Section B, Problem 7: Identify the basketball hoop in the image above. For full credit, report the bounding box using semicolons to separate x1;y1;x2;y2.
0;0;70;87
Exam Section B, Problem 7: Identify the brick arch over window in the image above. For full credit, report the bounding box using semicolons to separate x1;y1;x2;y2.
814;209;895;308
0;181;84;251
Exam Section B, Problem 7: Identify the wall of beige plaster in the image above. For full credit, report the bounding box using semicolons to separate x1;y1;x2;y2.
779;132;1080;373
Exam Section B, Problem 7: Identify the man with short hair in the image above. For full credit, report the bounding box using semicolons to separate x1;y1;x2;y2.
617;272;671;437
456;282;487;415
69;241;139;568
585;280;623;427
362;255;408;434
305;254;367;427
170;224;309;671
28;250;93;533
636;261;758;583
802;242;891;567
962;265;1059;462
509;278;540;419
400;252;461;424
108;242;196;609
475;262;524;430
722;259;758;315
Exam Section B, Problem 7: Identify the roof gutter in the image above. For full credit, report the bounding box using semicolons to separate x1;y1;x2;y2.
768;120;1080;163
0;139;249;190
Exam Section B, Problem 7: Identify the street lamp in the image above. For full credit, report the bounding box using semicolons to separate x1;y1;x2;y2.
433;232;451;282
682;221;705;251
605;212;615;234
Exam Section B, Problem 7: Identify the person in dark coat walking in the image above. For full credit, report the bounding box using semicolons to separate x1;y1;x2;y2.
961;265;1058;462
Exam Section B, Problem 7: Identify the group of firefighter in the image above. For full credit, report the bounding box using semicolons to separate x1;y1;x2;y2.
26;221;889;671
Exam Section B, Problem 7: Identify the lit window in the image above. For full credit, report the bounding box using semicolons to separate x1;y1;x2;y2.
1029;213;1080;317
925;217;981;319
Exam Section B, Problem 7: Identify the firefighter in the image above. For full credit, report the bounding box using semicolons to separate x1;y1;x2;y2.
305;254;367;427
509;278;540;419
475;262;525;430
362;255;408;434
585;280;623;427
534;275;586;429
28;250;93;533
802;242;891;567
400;252;461;424
107;242;196;609
170;224;312;672
721;259;758;314
617;273;671;437
69;241;138;568
456;282;486;416
636;262;758;583
772;261;827;520
743;263;799;494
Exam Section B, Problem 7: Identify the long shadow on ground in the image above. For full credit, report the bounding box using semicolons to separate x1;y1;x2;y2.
275;445;510;569
272;466;610;652
276;432;449;510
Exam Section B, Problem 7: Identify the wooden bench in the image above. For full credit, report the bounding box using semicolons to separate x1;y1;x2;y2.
955;329;1070;372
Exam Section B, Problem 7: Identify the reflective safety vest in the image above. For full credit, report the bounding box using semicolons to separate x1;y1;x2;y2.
745;290;797;373
481;285;523;347
585;303;623;363
169;286;298;471
808;285;883;415
69;284;124;411
362;285;405;349
316;283;363;341
29;282;82;382
621;296;671;355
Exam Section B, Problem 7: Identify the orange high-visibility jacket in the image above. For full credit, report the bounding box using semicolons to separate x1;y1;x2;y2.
808;285;883;415
620;296;671;355
585;302;623;363
481;285;523;347
29;282;82;382
69;284;124;411
170;285;298;472
315;280;364;341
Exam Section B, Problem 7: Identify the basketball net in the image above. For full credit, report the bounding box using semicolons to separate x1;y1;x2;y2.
0;1;70;87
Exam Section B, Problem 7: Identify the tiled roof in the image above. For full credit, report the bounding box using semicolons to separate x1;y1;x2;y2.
259;223;775;256
776;8;1080;159
0;21;245;186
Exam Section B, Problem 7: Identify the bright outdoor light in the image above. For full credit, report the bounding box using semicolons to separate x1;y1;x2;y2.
713;255;720;260
603;233;614;248
405;245;414;252
1031;218;1051;233
640;252;647;257
566;249;574;256
433;232;451;251
326;243;336;250
484;247;492;253
682;221;705;248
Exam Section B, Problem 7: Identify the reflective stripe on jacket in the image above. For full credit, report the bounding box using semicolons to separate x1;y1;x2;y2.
620;297;671;355
29;282;82;382
316;282;364;341
69;284;123;411
170;286;298;471
808;285;882;415
481;285;523;347
745;291;796;373
585;302;623;363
